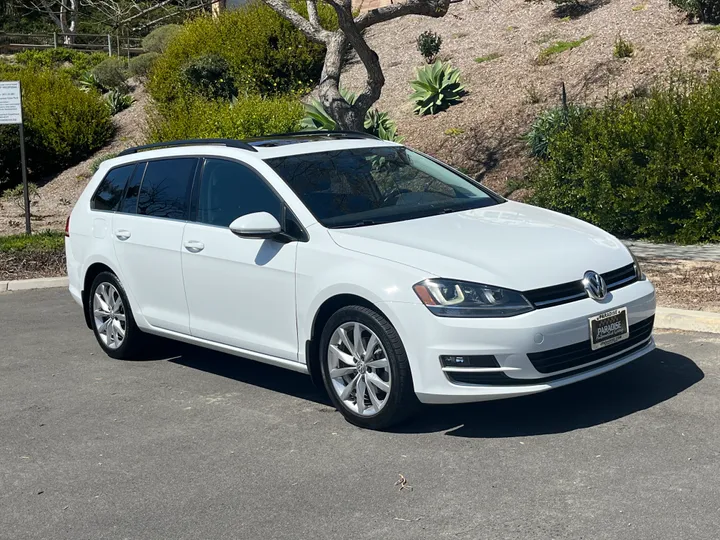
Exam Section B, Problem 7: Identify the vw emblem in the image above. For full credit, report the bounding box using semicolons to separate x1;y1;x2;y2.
582;271;608;301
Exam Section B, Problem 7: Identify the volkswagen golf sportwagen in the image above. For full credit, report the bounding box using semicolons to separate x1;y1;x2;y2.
66;132;656;429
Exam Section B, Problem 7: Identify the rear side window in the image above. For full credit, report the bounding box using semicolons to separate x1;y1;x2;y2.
196;158;282;227
118;162;147;214
137;158;197;220
91;165;135;212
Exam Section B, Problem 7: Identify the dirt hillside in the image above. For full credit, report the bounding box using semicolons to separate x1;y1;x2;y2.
342;0;711;193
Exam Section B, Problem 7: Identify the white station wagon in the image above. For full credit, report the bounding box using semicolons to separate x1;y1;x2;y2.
66;132;656;429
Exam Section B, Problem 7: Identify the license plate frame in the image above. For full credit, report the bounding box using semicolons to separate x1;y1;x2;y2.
589;307;630;351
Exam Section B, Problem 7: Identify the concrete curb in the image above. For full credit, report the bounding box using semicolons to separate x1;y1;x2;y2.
1;277;719;334
1;276;68;292
655;307;720;335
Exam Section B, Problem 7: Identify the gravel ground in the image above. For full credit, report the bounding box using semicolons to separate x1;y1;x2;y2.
1;288;719;540
643;259;720;312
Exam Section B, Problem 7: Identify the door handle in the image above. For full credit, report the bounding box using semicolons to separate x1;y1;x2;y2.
115;229;131;241
184;240;205;253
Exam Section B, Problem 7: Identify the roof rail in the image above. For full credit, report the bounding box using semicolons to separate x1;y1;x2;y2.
118;138;258;157
255;130;381;140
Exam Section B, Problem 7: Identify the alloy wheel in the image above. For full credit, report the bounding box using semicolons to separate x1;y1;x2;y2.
327;322;392;416
93;282;126;350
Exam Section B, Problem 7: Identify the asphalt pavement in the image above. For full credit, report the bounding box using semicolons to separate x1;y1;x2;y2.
1;289;719;540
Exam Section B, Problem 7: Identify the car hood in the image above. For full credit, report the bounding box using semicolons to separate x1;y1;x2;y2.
327;201;632;291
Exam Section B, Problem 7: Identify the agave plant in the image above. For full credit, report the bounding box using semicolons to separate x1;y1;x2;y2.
299;87;358;131
364;109;405;143
105;90;135;116
78;71;105;93
409;60;465;116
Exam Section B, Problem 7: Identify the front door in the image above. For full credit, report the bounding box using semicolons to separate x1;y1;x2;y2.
112;157;198;334
181;158;299;361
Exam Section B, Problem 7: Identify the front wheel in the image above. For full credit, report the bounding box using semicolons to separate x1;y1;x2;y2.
319;305;418;430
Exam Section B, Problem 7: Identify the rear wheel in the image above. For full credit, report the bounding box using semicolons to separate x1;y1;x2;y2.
89;272;143;360
319;305;418;430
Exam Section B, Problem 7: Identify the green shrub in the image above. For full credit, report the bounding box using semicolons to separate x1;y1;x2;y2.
409;60;465;116
90;153;119;174
105;90;135;115
364;109;404;142
299;87;358;131
149;94;303;142
526;104;588;159
417;30;442;63
141;24;183;53
128;52;160;79
148;2;335;105
1;182;39;212
78;71;104;93
529;73;720;243
671;0;720;22
14;48;106;80
91;57;128;91
181;54;236;100
0;68;114;190
614;36;635;58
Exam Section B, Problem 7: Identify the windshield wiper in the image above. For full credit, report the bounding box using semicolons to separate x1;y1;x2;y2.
332;219;378;229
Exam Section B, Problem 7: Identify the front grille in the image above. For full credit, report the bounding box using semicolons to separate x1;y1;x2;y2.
524;264;638;309
527;315;654;374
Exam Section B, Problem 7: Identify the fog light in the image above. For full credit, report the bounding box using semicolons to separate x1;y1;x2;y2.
440;355;498;368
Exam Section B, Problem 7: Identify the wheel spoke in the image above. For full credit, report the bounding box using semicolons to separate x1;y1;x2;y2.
366;372;390;393
330;366;357;378
329;344;355;366
94;292;110;314
113;320;125;338
97;318;110;333
114;313;126;323
353;323;364;359
338;327;354;356
366;358;388;370
366;376;382;410
340;374;360;401
364;334;378;360
356;376;366;414
94;308;110;319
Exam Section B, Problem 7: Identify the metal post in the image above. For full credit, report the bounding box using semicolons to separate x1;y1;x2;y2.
18;82;30;235
53;32;58;49
107;34;112;56
116;35;120;58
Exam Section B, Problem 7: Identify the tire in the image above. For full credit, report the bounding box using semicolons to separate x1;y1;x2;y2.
319;305;418;430
88;271;144;360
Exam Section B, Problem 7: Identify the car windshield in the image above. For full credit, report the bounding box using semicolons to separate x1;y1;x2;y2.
264;146;503;228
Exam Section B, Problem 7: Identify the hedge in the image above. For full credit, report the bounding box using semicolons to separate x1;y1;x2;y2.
529;74;720;243
0;67;114;191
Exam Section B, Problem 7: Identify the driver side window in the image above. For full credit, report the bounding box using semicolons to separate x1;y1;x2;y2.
196;158;283;228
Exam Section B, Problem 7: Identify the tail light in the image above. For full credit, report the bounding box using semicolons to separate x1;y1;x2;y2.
65;216;70;237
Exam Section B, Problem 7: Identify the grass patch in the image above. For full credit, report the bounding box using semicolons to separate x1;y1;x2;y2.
444;127;465;136
452;32;469;39
534;32;557;45
0;231;65;253
632;3;647;11
537;36;591;65
614;36;635;58
688;37;720;61
474;52;502;64
90;152;119;175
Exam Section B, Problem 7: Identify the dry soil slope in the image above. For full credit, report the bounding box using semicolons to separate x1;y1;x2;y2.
342;0;712;193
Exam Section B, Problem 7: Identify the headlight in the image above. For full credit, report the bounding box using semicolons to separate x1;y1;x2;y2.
630;250;646;281
413;279;534;318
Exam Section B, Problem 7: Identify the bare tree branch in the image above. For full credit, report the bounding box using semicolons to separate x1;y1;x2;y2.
263;0;331;43
355;0;455;31
306;0;320;27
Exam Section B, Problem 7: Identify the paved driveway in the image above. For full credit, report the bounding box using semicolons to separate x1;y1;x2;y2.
1;289;718;539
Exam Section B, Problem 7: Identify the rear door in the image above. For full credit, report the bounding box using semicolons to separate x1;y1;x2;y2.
112;157;198;334
180;157;299;361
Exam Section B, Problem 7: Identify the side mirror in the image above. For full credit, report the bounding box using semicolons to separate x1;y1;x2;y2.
229;212;282;239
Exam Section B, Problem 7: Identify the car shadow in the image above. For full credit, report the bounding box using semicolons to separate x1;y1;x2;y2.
162;344;702;438
396;348;704;438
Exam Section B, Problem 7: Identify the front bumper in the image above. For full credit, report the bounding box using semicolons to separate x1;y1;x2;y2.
384;279;656;404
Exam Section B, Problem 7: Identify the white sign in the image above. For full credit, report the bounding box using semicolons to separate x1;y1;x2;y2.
0;81;22;125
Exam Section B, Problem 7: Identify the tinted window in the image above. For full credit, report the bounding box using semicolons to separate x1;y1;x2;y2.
265;147;501;228
119;162;146;214
137;158;197;220
197;159;282;227
91;165;135;212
